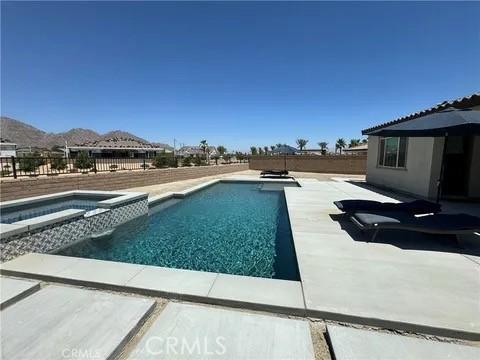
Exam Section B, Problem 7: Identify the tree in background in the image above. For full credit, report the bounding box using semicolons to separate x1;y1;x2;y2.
335;138;346;154
223;153;232;163
349;139;361;148
216;145;226;156
200;140;209;163
250;146;258;155
74;151;92;172
258;147;264;155
296;138;308;151
318;142;328;155
361;139;368;144
270;145;275;152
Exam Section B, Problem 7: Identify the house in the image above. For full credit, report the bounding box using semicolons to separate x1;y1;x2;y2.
343;143;368;155
0;140;17;157
362;93;480;200
176;146;218;157
271;145;298;155
67;138;173;158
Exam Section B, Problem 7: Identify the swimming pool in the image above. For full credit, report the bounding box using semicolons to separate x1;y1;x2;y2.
58;181;300;280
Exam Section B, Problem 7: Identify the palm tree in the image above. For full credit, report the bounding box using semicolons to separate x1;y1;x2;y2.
296;138;308;151
276;143;283;148
335;138;346;154
200;140;209;163
263;146;269;155
361;138;368;144
217;145;226;156
318;142;328;155
250;146;258;155
349;139;361;148
258;147;263;155
270;145;275;152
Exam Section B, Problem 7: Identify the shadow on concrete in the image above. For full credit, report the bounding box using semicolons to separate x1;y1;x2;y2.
329;213;480;257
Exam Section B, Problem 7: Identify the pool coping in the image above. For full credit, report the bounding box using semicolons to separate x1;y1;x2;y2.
0;253;306;316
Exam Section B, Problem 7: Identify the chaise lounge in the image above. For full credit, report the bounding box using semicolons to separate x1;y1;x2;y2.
260;170;289;177
334;199;441;215
350;211;480;242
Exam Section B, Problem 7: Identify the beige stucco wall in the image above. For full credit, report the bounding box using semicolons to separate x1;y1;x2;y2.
366;136;440;198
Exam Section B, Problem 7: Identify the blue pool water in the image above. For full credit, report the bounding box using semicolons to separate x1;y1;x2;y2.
59;182;300;280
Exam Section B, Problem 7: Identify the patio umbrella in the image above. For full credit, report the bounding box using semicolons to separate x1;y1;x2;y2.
364;108;480;203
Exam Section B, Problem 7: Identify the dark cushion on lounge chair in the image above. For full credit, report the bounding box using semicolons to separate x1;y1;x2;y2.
260;170;289;176
334;199;441;215
352;212;480;233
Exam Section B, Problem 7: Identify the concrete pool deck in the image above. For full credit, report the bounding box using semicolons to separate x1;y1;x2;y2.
284;180;480;340
1;173;479;354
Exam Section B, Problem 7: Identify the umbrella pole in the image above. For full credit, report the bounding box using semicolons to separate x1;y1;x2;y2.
436;133;449;204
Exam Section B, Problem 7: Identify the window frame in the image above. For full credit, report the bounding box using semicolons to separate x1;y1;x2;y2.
377;136;408;169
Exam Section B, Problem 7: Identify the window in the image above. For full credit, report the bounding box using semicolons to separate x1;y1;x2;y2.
378;137;407;168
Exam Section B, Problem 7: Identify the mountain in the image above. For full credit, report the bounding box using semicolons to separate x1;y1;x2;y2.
0;117;155;149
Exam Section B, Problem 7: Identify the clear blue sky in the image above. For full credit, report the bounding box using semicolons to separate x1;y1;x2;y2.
2;1;479;152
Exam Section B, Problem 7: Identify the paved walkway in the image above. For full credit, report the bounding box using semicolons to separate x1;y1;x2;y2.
1;277;478;360
286;180;480;340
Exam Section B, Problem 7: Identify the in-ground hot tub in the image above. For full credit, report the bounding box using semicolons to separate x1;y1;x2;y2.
0;190;149;262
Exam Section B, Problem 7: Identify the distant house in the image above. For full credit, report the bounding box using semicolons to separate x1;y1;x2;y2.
362;93;479;200
343;143;368;155
0;140;17;157
271;145;298;155
176;146;218;157
67;137;173;158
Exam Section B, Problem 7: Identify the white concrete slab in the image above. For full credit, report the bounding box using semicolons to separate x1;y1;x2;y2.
286;181;480;340
327;325;480;360
0;223;29;239
0;277;40;309
129;302;314;359
56;257;145;288
0;253;81;278
126;265;218;298
0;285;155;359
208;273;305;314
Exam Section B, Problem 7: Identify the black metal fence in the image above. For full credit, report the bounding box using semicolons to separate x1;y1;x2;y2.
0;156;166;178
0;156;247;178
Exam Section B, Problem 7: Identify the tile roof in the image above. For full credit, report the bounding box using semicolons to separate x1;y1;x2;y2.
343;143;368;151
362;93;480;135
70;137;170;150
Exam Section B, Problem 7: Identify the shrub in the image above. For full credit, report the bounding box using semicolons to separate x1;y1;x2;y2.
75;151;93;172
193;156;203;166
152;154;169;168
18;156;43;172
1;169;11;177
182;156;192;167
50;157;67;171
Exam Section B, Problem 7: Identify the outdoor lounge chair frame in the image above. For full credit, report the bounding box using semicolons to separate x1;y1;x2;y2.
350;213;480;243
